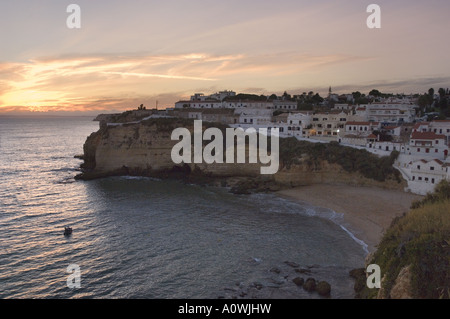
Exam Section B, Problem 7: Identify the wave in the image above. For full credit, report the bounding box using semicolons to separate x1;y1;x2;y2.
253;193;370;254
339;225;369;255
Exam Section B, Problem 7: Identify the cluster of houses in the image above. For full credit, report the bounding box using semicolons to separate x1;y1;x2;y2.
166;90;450;195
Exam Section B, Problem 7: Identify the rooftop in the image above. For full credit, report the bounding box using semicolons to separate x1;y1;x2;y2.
411;131;446;140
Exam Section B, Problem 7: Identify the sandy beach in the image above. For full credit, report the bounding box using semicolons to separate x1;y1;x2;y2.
277;184;423;254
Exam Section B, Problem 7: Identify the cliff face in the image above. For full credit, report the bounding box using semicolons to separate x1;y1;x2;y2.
77;117;405;192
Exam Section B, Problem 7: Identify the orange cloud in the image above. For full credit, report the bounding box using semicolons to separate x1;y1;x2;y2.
0;52;368;113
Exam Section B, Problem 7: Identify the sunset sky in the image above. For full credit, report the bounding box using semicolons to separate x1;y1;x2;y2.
1;0;450;114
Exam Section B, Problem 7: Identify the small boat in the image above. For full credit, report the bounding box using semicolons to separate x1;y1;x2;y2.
64;227;73;236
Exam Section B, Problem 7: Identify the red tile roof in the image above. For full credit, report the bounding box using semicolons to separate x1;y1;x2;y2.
411;131;446;140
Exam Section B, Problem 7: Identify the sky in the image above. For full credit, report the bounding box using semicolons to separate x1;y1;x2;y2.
1;0;450;115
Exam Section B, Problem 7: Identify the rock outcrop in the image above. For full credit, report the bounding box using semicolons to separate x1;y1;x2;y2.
76;117;405;193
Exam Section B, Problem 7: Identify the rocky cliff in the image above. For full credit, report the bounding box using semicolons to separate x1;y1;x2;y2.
76;117;405;193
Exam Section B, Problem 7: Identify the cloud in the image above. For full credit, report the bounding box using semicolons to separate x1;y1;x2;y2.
1;50;445;114
0;51;368;113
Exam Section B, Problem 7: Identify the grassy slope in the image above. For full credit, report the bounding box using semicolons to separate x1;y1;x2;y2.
362;181;450;299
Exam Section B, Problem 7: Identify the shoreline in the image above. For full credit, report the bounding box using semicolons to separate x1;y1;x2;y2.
276;184;423;255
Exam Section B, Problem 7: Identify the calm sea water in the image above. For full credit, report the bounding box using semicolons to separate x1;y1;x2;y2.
0;116;366;299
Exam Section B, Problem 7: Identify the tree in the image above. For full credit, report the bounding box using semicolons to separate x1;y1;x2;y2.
428;88;435;97
352;91;362;99
369;89;381;97
438;88;446;98
282;91;291;100
312;93;324;104
138;104;146;110
418;95;429;109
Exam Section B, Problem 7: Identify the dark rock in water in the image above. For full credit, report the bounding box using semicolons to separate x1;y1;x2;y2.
303;278;316;292
307;264;320;269
349;268;367;294
295;268;312;274
270;267;281;274
316;281;331;297
230;185;252;195
349;268;366;279
284;261;300;268
292;277;305;287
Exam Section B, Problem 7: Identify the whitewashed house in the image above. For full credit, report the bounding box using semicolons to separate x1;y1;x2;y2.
406;131;449;160
382;125;402;137
345;121;381;135
273;100;297;110
365;102;416;123
405;159;450;195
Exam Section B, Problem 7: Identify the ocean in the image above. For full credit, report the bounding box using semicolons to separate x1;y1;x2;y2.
0;116;366;299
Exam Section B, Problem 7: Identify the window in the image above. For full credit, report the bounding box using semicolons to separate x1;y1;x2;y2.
418;177;422;181
432;178;435;184
417;165;421;170
430;167;435;171
417;148;420;152
349;127;352;131
412;176;415;181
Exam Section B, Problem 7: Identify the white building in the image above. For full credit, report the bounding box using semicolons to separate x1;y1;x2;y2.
273;100;297;110
345;121;381;135
309;111;353;139
406;131;449;160
175;100;222;109
382;125;402;137
333;103;353;111
365;102;417;123
402;159;450;195
236;109;273;126
209;90;236;101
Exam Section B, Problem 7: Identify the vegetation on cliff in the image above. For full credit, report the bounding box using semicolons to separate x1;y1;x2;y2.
355;180;450;299
279;137;401;183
